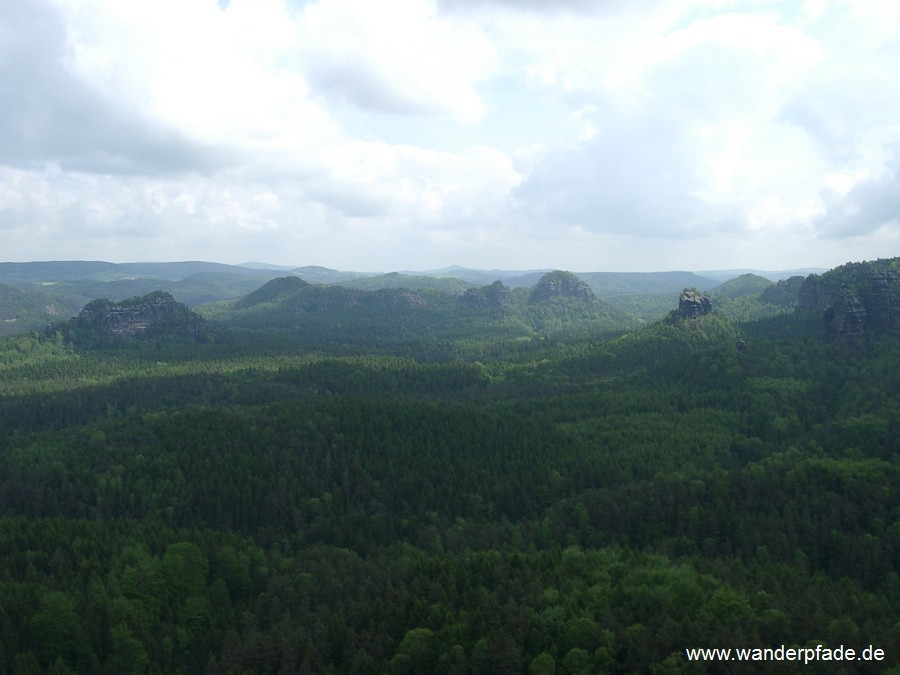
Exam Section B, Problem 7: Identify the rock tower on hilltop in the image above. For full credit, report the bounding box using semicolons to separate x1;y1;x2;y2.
678;289;712;319
528;271;597;304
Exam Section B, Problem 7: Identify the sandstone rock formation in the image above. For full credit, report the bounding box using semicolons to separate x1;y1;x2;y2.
823;286;867;346
366;288;426;309
678;289;712;319
528;271;596;304
76;291;201;338
462;280;513;310
798;265;900;345
859;271;900;334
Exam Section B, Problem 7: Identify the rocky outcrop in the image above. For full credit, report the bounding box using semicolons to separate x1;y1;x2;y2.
678;289;712;319
859;271;900;333
824;286;867;346
797;274;835;312
77;291;201;338
528;271;596;304
365;288;426;309
798;266;900;344
462;280;512;310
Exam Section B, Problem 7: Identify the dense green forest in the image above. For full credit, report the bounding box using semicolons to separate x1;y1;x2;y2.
0;259;897;673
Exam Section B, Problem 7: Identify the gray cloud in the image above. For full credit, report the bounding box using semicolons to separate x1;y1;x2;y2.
816;151;900;237
779;76;900;165
511;106;722;237
0;1;233;175
2;0;896;271
779;95;855;163
306;59;440;116
305;176;395;218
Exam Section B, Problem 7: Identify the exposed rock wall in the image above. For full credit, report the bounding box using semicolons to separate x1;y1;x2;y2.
797;274;833;312
824;287;867;346
462;280;512;310
859;271;900;334
77;291;200;338
528;271;596;304
799;268;900;344
366;288;426;309
678;290;712;319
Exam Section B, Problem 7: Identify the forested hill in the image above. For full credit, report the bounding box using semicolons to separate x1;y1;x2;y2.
0;261;286;335
211;270;640;346
50;291;207;346
0;257;896;673
710;272;773;298
0;261;824;336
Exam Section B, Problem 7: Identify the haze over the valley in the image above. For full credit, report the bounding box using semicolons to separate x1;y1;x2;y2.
2;0;899;271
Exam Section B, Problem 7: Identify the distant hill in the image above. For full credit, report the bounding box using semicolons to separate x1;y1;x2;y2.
217;271;640;346
0;283;85;336
410;266;551;287
0;262;288;331
0;260;841;337
291;266;372;285
704;273;800;323
567;271;718;323
710;273;774;298
337;272;474;295
0;260;279;284
239;262;298;271
0;260;119;283
234;276;310;309
577;271;717;296
162;272;292;306
696;267;827;282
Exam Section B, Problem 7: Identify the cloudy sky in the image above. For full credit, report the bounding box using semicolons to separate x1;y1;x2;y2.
2;0;899;272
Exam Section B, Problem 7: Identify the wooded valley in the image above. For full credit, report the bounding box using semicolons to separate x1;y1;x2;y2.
0;259;897;673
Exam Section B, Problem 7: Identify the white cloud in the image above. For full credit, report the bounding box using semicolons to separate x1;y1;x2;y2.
487;1;887;249
298;0;493;122
2;0;899;270
54;0;337;153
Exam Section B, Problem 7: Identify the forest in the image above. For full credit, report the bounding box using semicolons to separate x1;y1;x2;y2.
0;259;897;673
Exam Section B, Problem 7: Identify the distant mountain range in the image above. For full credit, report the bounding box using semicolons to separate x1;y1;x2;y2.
696;268;829;282
0;260;827;336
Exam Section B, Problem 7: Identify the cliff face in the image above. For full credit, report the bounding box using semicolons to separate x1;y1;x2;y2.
823;288;868;346
462;281;513;310
859;271;900;334
364;288;426;309
77;291;202;338
678;289;712;319
798;274;835;312
798;264;900;344
760;275;804;308
528;271;596;304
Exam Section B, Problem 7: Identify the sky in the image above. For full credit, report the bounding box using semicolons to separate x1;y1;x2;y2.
2;0;899;272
